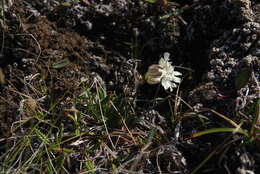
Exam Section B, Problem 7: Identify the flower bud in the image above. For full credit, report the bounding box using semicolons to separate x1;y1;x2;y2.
145;64;164;84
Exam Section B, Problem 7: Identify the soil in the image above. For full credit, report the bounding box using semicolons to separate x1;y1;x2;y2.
0;0;259;173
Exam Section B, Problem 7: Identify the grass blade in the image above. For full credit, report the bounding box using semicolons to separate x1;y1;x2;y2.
191;128;248;139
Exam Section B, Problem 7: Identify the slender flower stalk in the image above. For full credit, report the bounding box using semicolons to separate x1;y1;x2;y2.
145;52;182;91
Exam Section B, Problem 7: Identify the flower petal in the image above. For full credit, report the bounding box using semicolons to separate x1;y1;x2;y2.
172;76;181;83
159;58;166;67
173;70;182;76
161;79;171;90
161;79;176;91
163;52;170;60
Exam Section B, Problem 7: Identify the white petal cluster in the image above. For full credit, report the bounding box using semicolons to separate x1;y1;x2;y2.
145;52;182;91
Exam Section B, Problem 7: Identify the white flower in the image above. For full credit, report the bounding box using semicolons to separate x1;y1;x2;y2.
145;52;182;91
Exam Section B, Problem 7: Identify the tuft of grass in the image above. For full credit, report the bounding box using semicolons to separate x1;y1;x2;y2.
189;104;260;173
0;71;145;173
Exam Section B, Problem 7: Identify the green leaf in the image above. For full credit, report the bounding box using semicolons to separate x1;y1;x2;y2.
85;160;95;173
101;96;110;105
235;67;251;89
52;58;71;69
143;0;157;3
191;128;248;138
62;148;75;153
34;128;50;145
54;156;65;173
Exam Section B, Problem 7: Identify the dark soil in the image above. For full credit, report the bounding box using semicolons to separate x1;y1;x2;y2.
0;0;259;173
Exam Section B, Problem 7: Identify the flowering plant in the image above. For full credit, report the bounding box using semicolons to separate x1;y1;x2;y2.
145;52;182;91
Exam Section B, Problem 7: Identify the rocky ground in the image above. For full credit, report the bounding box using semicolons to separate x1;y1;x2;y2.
0;0;259;173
